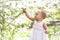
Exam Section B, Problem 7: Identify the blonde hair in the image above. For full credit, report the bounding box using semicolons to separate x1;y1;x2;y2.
35;10;46;19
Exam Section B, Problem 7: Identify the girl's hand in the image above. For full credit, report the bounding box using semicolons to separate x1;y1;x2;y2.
22;8;26;13
45;30;49;34
22;8;34;21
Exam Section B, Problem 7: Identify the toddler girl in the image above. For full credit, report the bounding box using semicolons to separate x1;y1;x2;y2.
22;8;49;40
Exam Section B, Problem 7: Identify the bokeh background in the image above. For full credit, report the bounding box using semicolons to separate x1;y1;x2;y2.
0;0;60;40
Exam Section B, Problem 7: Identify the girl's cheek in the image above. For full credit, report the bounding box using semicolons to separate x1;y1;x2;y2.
38;15;41;17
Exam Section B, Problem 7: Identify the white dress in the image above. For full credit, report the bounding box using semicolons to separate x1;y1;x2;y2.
30;20;49;40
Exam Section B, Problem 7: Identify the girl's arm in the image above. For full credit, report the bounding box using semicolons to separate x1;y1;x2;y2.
43;23;49;34
22;8;34;21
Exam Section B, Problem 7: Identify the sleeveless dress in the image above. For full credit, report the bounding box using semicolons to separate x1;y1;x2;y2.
30;20;49;40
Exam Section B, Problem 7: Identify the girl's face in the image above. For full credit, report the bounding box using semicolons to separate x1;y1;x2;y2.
35;11;42;20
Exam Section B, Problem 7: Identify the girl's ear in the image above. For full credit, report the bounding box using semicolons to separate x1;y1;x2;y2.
41;11;46;19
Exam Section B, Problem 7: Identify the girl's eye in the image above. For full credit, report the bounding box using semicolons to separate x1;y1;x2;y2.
36;13;38;15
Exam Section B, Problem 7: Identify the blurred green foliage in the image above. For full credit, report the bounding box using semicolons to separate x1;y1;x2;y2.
0;1;60;40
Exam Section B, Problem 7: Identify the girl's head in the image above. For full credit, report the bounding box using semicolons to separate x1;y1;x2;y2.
35;10;46;21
